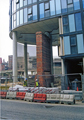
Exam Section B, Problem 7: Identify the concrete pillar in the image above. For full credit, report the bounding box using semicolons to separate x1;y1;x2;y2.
13;32;17;83
83;57;84;74
61;59;66;90
24;43;28;86
59;17;63;56
81;75;84;103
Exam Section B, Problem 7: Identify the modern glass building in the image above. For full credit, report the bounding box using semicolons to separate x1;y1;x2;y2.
9;0;84;89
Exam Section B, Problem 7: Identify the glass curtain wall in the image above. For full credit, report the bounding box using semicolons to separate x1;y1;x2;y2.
55;0;61;14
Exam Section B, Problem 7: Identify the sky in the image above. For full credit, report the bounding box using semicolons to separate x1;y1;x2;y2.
0;0;58;62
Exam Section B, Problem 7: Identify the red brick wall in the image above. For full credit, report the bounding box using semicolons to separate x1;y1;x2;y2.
36;31;53;87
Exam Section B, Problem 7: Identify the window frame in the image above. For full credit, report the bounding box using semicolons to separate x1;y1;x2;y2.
70;35;77;54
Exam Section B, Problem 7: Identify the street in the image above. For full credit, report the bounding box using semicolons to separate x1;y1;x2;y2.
0;99;84;120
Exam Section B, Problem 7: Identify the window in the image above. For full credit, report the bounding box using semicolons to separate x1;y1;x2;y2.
28;7;32;15
14;14;16;28
14;0;16;12
69;14;75;32
12;15;13;29
24;0;27;6
45;2;49;10
63;16;69;33
20;0;23;8
33;5;37;20
68;0;73;4
75;13;82;31
39;3;44;19
28;0;32;4
50;0;55;16
12;0;14;13
67;0;73;12
45;2;50;17
17;11;19;26
70;36;77;54
33;0;37;3
64;36;70;55
16;0;19;4
61;0;67;13
28;7;32;21
16;2;19;9
28;14;32;21
73;0;80;10
24;8;27;23
83;0;84;8
77;34;84;53
20;9;23;24
55;0;61;14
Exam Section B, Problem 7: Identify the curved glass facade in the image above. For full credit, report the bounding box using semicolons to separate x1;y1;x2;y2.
9;0;82;31
9;0;84;56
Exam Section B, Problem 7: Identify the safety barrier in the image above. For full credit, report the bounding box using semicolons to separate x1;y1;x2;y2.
24;93;34;102
0;91;7;99
60;94;75;104
16;92;26;100
61;90;82;100
33;93;46;103
46;94;75;104
0;91;75;105
46;94;60;103
6;92;16;99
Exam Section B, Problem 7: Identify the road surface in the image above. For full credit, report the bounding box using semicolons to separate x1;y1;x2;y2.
0;99;84;120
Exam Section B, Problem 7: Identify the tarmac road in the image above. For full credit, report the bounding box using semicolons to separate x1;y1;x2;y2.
0;99;84;120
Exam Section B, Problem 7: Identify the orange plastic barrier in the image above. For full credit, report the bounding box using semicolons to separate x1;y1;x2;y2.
33;93;46;103
0;91;7;99
16;92;26;100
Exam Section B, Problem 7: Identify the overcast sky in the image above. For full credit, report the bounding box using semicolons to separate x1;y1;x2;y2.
0;0;58;62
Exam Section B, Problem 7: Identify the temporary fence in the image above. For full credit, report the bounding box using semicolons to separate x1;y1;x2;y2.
0;73;83;92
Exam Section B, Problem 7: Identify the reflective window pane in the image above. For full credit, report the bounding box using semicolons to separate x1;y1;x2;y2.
12;15;13;29
61;0;67;13
14;21;16;28
77;34;84;53
64;36;70;55
50;0;55;16
33;0;37;3
14;14;16;21
45;2;49;10
28;14;33;21
69;14;75;32
28;0;32;5
73;0;80;10
28;7;32;14
63;16;68;25
39;3;44;19
55;0;61;14
33;5;37;20
45;10;50;17
17;11;19;26
20;9;23;24
14;0;16;12
63;16;69;33
63;26;69;33
68;4;73;12
24;8;27;23
83;0;84;8
20;0;23;8
75;13;82;31
70;36;76;45
17;2;19;9
71;46;77;54
68;0;73;4
24;0;27;6
12;0;14;13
